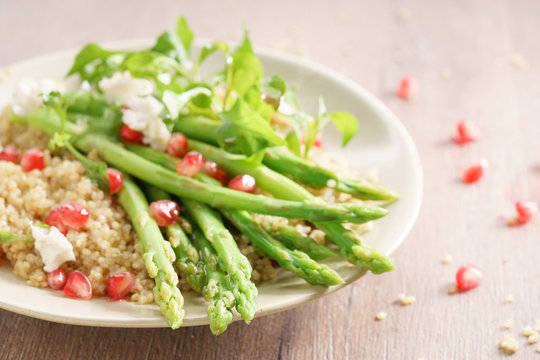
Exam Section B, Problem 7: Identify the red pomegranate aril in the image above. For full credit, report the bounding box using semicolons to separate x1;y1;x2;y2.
397;75;417;100
120;104;130;111
167;132;189;158
203;161;228;185
45;208;68;234
0;145;19;163
462;159;488;183
119;124;144;144
47;269;68;290
64;270;92;300
228;174;256;194
515;201;538;224
453;121;479;144
21;149;45;172
58;202;89;230
149;200;180;226
106;272;136;301
176;151;204;177
106;168;124;195
313;134;323;148
455;264;483;292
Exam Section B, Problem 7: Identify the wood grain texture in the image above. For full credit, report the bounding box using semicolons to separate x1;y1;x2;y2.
1;0;539;359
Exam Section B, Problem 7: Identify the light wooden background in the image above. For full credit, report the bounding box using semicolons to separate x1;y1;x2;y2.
1;1;539;359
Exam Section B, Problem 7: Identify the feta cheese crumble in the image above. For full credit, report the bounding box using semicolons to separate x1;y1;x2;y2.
31;225;76;272
123;96;170;151
11;78;65;117
98;71;154;103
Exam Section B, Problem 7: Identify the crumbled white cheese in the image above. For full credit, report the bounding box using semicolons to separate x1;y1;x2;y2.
11;78;65;117
123;96;170;151
98;71;154;103
31;225;76;272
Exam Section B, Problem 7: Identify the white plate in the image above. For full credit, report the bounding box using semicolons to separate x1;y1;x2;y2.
0;39;423;328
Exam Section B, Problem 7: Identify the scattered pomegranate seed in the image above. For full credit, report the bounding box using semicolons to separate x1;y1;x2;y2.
515;201;538;224
149;200;180;226
106;168;124;195
20;149;45;172
176;151;204;177
455;264;483;292
119;124;144;144
301;134;323;148
228;174;256;193
397;75;418;100
58;202;89;230
64;270;92;300
47;269;68;290
106;272;136;301
453;121;479;144
0;145;19;163
120;105;130;111
203;161;228;185
462;159;488;183
45;208;68;234
167;132;189;158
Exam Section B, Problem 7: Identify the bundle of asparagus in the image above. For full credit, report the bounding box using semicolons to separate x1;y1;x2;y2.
9;15;397;333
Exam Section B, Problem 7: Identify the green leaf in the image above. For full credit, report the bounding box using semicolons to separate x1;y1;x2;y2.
216;99;285;156
122;51;185;79
261;75;286;108
285;130;301;157
67;43;117;76
162;87;212;119
151;16;194;66
197;42;229;67
303;97;328;158
64;142;111;194
331;111;358;146
243;85;274;122
228;31;264;97
67;44;126;83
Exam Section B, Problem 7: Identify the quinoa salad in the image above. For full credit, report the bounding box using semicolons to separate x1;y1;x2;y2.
0;16;397;334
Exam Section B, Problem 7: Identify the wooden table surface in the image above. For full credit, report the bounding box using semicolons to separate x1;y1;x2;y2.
1;1;539;359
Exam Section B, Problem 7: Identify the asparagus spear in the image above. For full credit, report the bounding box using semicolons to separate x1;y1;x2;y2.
13;110;387;224
182;198;258;323
142;184;205;293
117;176;184;329
191;227;235;335
265;224;336;261
163;138;396;274
174;115;397;200
221;209;343;286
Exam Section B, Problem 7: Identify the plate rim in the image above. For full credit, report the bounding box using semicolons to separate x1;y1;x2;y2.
0;38;423;328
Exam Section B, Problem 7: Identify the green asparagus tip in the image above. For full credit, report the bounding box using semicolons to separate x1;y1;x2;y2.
344;204;389;223
351;245;395;274
207;299;235;335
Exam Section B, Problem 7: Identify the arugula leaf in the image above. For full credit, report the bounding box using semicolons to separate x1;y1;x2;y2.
122;51;185;79
261;75;286;109
303;97;328;158
331;111;358;146
216;99;285;156
197;42;229;67
243;85;274;122
151;16;193;66
162;87;212;119
65;141;111;194
67;44;126;83
285;130;301;157
226;31;264;99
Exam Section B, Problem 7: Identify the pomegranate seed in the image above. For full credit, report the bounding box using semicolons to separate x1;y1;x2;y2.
47;269;67;290
120;105;130;111
58;202;89;230
106;168;124;195
397;75;417;100
300;134;323;148
64;270;92;300
45;208;68;234
455;264;483;292
149;200;180;226
106;272;136;301
462;159;488;183
228;174;256;193
203;161;228;185
453;121;479;144
21;149;45;172
176;151;204;177
515;201;538;224
0;145;19;163
119;124;144;144
167;132;189;158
